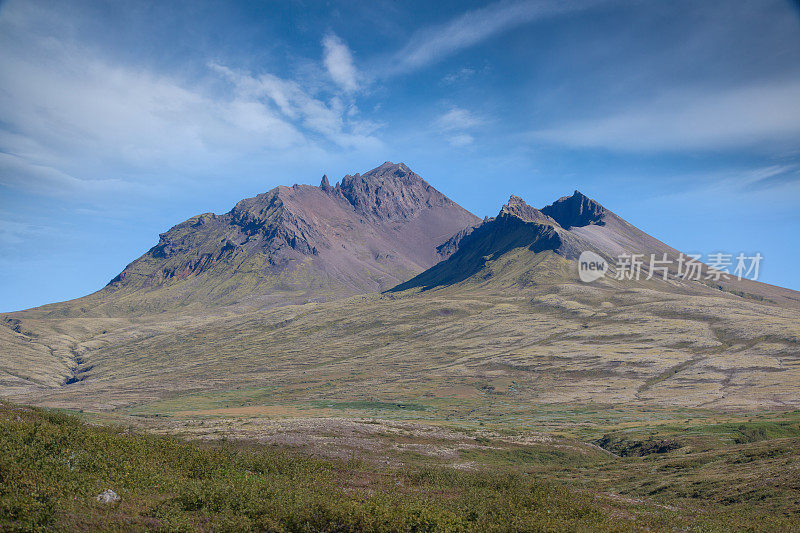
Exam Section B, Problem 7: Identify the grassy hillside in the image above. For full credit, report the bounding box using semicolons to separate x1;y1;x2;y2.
3;275;799;413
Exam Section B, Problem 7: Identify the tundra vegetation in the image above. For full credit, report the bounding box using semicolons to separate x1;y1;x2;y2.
2;402;800;531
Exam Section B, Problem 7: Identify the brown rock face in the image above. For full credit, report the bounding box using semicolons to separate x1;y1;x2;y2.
335;162;454;222
102;162;480;312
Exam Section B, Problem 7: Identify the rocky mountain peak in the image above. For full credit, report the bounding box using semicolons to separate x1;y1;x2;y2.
335;162;450;221
499;195;555;225
541;190;605;229
320;174;332;192
367;161;413;177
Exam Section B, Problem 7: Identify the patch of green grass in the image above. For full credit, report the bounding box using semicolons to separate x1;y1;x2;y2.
311;400;428;412
459;445;598;468
123;387;280;416
708;419;800;443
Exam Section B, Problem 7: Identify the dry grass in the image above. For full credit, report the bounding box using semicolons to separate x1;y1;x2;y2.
2;276;799;416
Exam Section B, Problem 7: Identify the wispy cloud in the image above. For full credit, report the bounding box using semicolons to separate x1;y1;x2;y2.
0;153;128;196
627;164;800;215
322;33;359;92
435;108;483;131
532;79;800;152
209;63;379;150
0;40;306;194
742;165;800;191
0;2;382;197
386;0;601;75
441;67;476;85
0;218;47;245
434;107;484;146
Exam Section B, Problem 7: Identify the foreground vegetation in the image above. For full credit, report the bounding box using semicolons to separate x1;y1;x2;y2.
2;402;800;531
0;402;630;532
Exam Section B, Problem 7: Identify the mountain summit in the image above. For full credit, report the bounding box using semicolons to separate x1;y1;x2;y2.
335;162;454;222
89;163;480;313
540;190;605;229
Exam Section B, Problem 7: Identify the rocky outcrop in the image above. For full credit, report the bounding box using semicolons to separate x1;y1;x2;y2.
96;489;120;503
541;190;605;229
435;221;482;257
319;174;332;193
392;196;564;291
335;162;454;222
499;195;557;225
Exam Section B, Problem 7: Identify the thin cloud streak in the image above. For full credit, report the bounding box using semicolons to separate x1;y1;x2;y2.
743;165;800;191
0;218;48;246
385;0;602;76
0;153;129;196
532;79;800;152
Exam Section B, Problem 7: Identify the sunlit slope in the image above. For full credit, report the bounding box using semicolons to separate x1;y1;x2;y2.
2;274;799;413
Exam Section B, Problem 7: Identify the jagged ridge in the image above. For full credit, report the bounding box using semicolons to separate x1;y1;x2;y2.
391;192;797;306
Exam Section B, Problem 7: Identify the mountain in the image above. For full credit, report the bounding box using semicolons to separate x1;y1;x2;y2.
43;162;480;315
391;192;668;291
393;192;798;306
2;187;800;412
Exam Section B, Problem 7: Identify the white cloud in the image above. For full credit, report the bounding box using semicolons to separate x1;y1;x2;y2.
434;107;483;146
441;68;476;85
435;108;483;131
448;134;475;147
0;43;307;193
388;0;600;75
0;2;381;197
532;79;800;152
322;33;359;92
0;153;128;196
209;63;379;150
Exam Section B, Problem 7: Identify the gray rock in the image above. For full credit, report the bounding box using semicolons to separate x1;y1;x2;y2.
96;489;120;503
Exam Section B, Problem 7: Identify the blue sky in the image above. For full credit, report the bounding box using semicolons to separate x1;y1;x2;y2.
1;0;799;311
